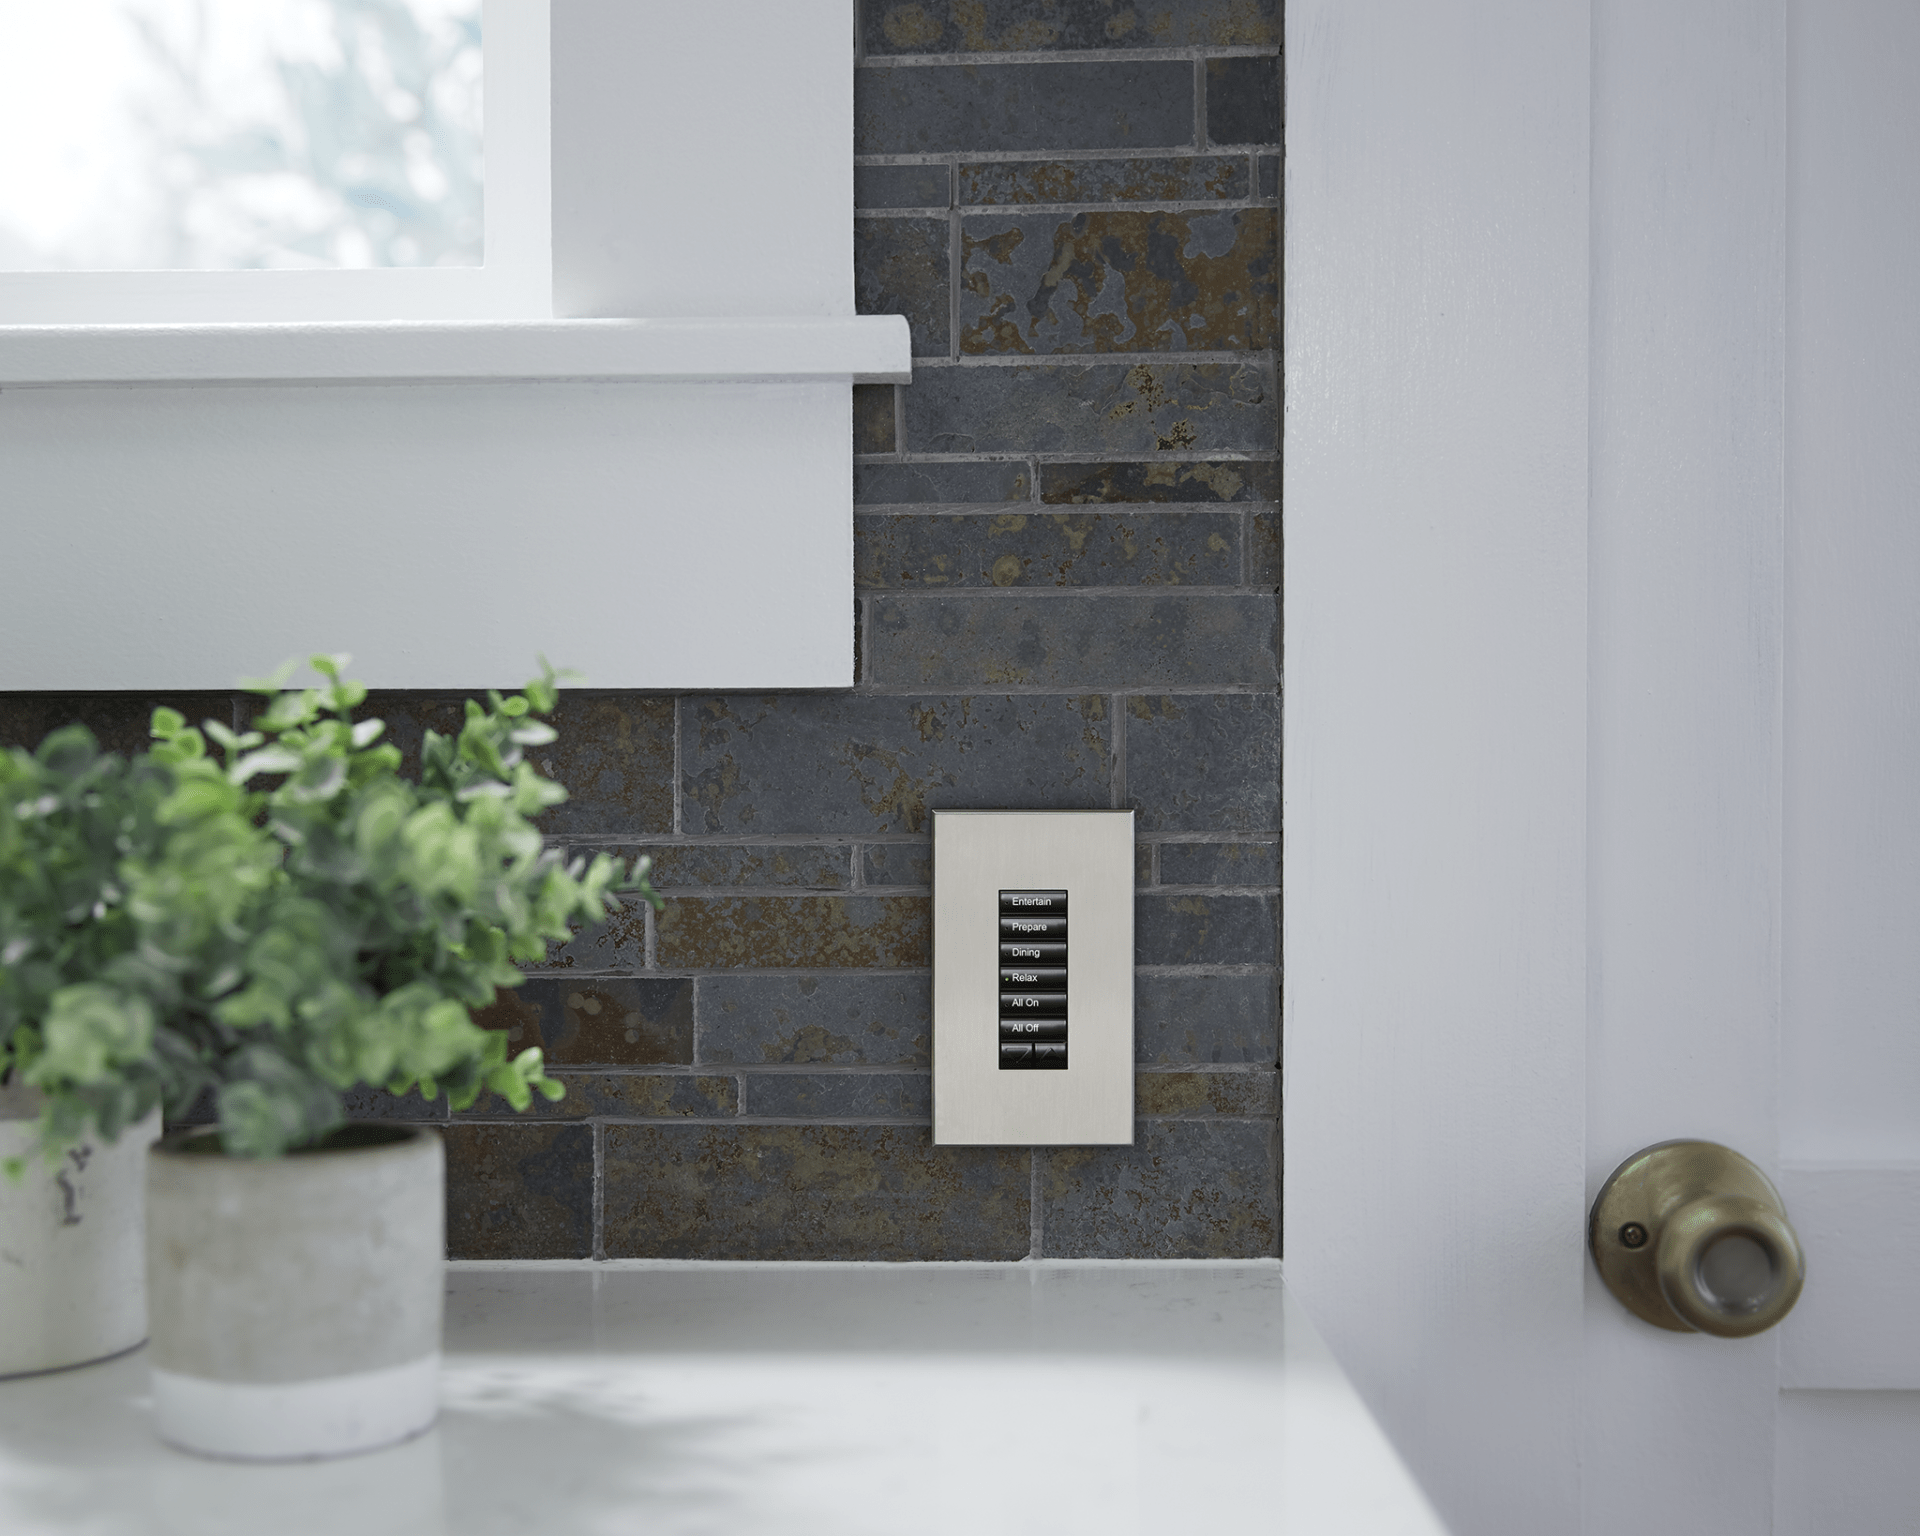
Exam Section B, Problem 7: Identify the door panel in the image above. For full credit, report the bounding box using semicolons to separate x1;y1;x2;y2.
1777;1392;1920;1536
1778;1170;1920;1388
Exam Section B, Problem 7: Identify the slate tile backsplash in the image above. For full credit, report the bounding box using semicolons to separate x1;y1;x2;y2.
0;1;1280;1263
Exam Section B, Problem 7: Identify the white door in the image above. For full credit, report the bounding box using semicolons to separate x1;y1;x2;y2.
1284;3;1920;1532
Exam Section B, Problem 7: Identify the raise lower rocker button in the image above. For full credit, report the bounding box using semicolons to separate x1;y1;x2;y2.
999;1042;1035;1069
1032;1042;1068;1069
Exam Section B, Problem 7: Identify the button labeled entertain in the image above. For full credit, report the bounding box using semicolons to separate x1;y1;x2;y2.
999;890;1067;914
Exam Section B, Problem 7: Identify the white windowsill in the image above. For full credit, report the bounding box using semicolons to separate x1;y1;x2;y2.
0;314;912;387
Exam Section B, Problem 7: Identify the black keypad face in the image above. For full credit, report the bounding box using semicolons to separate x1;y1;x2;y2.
999;891;1067;1069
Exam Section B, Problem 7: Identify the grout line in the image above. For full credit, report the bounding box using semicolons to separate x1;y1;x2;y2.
859;44;1280;67
1028;454;1041;504
856;145;1270;166
905;349;1269;368
591;1122;605;1261
671;696;683;836
643;901;657;970
1110;690;1125;809
892;381;905;457
1240;506;1253;584
850;842;866;891
1030;1152;1043;1259
948;190;961;363
864;198;1258;217
1194;55;1207;148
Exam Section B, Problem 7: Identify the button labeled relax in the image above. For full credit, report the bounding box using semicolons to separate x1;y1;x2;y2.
999;966;1067;990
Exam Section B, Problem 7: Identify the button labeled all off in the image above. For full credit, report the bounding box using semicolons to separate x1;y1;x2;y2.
999;890;1067;914
1000;1018;1067;1040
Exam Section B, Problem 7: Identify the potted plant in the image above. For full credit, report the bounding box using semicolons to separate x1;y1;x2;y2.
1;719;274;1376
21;658;657;1458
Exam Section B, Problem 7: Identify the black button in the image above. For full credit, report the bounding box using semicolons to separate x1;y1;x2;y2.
999;991;1069;1016
999;890;1068;915
999;941;1067;965
1032;1042;1068;1069
998;966;1067;990
999;1043;1035;1069
999;1017;1068;1041
999;916;1067;941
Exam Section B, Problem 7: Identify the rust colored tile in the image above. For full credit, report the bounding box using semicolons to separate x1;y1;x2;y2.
471;977;693;1066
656;895;931;969
959;209;1276;355
1041;459;1278;505
602;1123;1029;1259
1135;1069;1278;1118
443;1123;593;1260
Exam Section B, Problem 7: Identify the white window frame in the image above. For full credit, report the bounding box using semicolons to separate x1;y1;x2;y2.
0;0;552;325
0;0;909;693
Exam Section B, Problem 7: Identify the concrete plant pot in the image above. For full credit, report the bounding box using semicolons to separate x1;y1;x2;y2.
146;1122;444;1461
0;1079;160;1378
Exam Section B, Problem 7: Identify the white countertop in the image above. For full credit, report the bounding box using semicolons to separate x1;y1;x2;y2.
0;1260;1446;1535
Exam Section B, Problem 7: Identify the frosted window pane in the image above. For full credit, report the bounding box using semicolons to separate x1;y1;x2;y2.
0;0;482;271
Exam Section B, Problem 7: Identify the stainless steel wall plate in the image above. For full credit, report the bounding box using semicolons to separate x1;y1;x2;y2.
931;810;1135;1146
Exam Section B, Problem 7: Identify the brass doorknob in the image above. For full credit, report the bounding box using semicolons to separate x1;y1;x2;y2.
1589;1140;1805;1338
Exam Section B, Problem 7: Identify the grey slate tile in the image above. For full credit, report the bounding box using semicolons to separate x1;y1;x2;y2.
699;974;933;1066
1042;458;1278;505
444;1123;594;1260
856;162;952;208
1124;692;1280;833
867;593;1278;688
902;361;1277;454
1248;508;1280;586
855;383;897;453
377;693;676;837
857;61;1193;155
742;1072;932;1119
856;217;952;356
0;692;234;757
1206;56;1281;146
602;1124;1030;1259
1135;891;1277;965
856;510;1242;588
1039;1119;1278;1257
1155;840;1280;887
861;0;1278;53
958;208;1277;354
957;156;1249;205
855;459;1032;504
573;842;853;890
472;977;694;1066
681;693;1112;834
861;843;933;886
1135;971;1277;1063
1257;153;1280;199
456;1072;739;1121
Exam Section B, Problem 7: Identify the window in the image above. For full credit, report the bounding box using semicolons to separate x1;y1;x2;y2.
0;0;547;322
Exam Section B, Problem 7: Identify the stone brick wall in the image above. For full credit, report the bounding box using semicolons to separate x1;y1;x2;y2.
0;0;1281;1263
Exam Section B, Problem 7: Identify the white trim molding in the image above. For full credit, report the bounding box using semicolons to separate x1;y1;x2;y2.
0;316;911;387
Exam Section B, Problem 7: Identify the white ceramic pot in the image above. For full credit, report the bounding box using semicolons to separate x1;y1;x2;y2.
146;1123;444;1461
0;1079;161;1378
